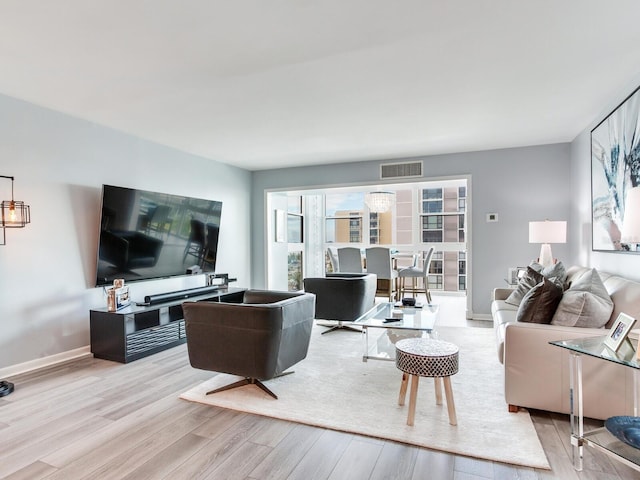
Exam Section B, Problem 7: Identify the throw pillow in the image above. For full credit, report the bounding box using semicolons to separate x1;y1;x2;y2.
530;261;568;285
516;277;564;324
551;268;613;328
505;267;544;307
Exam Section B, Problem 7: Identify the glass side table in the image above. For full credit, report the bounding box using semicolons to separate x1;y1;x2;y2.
550;336;640;472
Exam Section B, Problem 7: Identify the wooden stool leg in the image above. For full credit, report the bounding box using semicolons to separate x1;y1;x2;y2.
443;376;457;426
407;375;419;426
398;373;409;406
434;376;443;405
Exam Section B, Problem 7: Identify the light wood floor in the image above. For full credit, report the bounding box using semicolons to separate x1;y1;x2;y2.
1;293;639;479
1;342;639;480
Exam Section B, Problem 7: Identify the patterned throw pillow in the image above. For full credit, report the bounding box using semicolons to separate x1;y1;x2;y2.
551;268;613;328
516;277;564;324
505;267;544;307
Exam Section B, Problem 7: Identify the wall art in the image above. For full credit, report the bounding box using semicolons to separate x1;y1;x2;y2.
592;84;640;252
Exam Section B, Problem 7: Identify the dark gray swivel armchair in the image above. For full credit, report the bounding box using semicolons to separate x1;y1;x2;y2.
182;290;315;399
303;273;377;334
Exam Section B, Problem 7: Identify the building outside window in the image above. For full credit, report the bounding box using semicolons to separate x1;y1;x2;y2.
419;185;467;293
287;196;304;291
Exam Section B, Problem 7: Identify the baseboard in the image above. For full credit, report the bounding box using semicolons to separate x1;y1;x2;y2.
0;346;92;379
471;313;493;321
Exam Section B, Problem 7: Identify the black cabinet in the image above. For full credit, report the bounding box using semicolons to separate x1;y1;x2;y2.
90;287;246;363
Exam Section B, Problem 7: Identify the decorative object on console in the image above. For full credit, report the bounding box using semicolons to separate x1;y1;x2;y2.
365;191;395;213
605;416;640;450
206;272;229;288
528;220;566;268
105;279;130;312
603;312;636;352
0;175;31;246
591;82;640;253
621;186;640;251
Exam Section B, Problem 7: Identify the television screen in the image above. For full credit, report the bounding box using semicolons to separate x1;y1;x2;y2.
95;184;222;286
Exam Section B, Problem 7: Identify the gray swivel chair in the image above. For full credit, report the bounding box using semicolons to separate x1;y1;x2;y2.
337;247;363;273
182;290;316;399
365;247;398;302
398;247;435;303
303;273;377;334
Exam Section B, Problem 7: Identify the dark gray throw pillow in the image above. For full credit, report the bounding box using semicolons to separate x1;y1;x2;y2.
516;277;563;324
505;267;544;307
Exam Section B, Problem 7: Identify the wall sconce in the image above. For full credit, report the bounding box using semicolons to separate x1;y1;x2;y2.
365;191;395;213
529;220;567;267
0;175;31;246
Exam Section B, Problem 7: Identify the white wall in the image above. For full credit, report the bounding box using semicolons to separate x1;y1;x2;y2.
252;143;572;317
570;71;640;279
0;94;252;369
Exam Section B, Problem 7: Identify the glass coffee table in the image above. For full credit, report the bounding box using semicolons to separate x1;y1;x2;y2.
353;303;439;362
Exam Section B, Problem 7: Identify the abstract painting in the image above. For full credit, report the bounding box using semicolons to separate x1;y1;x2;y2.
591;84;640;252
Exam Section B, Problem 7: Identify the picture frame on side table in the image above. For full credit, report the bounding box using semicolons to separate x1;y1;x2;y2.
603;312;636;352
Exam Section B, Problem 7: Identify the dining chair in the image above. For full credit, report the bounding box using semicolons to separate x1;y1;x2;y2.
398;247;435;303
327;247;340;273
365;247;398;302
337;247;364;273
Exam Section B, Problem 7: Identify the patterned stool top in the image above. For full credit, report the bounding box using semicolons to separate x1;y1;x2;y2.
396;338;459;377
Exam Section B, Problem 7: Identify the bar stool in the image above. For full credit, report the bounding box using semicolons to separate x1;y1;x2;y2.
396;337;459;426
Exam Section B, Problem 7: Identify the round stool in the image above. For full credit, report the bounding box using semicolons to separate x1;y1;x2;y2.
395;338;459;426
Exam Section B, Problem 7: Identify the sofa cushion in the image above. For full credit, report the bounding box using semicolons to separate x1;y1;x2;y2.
516;277;563;324
551;268;613;328
505;267;544;306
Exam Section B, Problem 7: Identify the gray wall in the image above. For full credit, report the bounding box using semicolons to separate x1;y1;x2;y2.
570;71;640;280
0;94;252;370
252;144;571;316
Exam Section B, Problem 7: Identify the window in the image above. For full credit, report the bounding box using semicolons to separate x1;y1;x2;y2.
287;251;303;291
287;196;303;243
421;188;443;213
422;215;443;242
325;193;364;243
458;251;466;291
430;251;443;274
458;214;465;242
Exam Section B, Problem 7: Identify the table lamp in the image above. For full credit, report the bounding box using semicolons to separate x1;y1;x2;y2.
529;220;567;268
621;186;640;250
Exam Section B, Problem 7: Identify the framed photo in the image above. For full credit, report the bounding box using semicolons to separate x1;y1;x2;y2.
604;312;637;352
507;267;527;285
591;83;640;253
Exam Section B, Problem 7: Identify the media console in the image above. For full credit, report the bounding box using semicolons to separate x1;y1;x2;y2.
90;286;246;363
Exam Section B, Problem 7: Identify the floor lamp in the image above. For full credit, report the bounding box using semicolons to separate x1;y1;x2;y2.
0;175;31;397
529;220;567;268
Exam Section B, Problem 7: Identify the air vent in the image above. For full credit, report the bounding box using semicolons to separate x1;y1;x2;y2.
380;161;423;179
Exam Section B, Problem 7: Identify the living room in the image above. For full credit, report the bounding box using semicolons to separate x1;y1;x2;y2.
2;2;640;478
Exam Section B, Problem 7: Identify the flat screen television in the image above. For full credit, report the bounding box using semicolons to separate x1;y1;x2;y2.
95;184;223;286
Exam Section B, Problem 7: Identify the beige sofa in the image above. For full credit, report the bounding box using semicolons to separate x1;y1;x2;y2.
492;265;640;420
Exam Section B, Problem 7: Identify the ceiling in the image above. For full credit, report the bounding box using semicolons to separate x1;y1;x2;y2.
2;1;640;171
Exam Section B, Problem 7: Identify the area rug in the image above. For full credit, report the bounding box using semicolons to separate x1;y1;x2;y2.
180;325;550;469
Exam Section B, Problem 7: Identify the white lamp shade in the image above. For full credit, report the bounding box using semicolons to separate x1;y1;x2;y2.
621;186;640;243
529;220;567;244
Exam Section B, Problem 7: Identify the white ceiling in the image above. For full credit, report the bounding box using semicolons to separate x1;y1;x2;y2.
2;1;640;171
